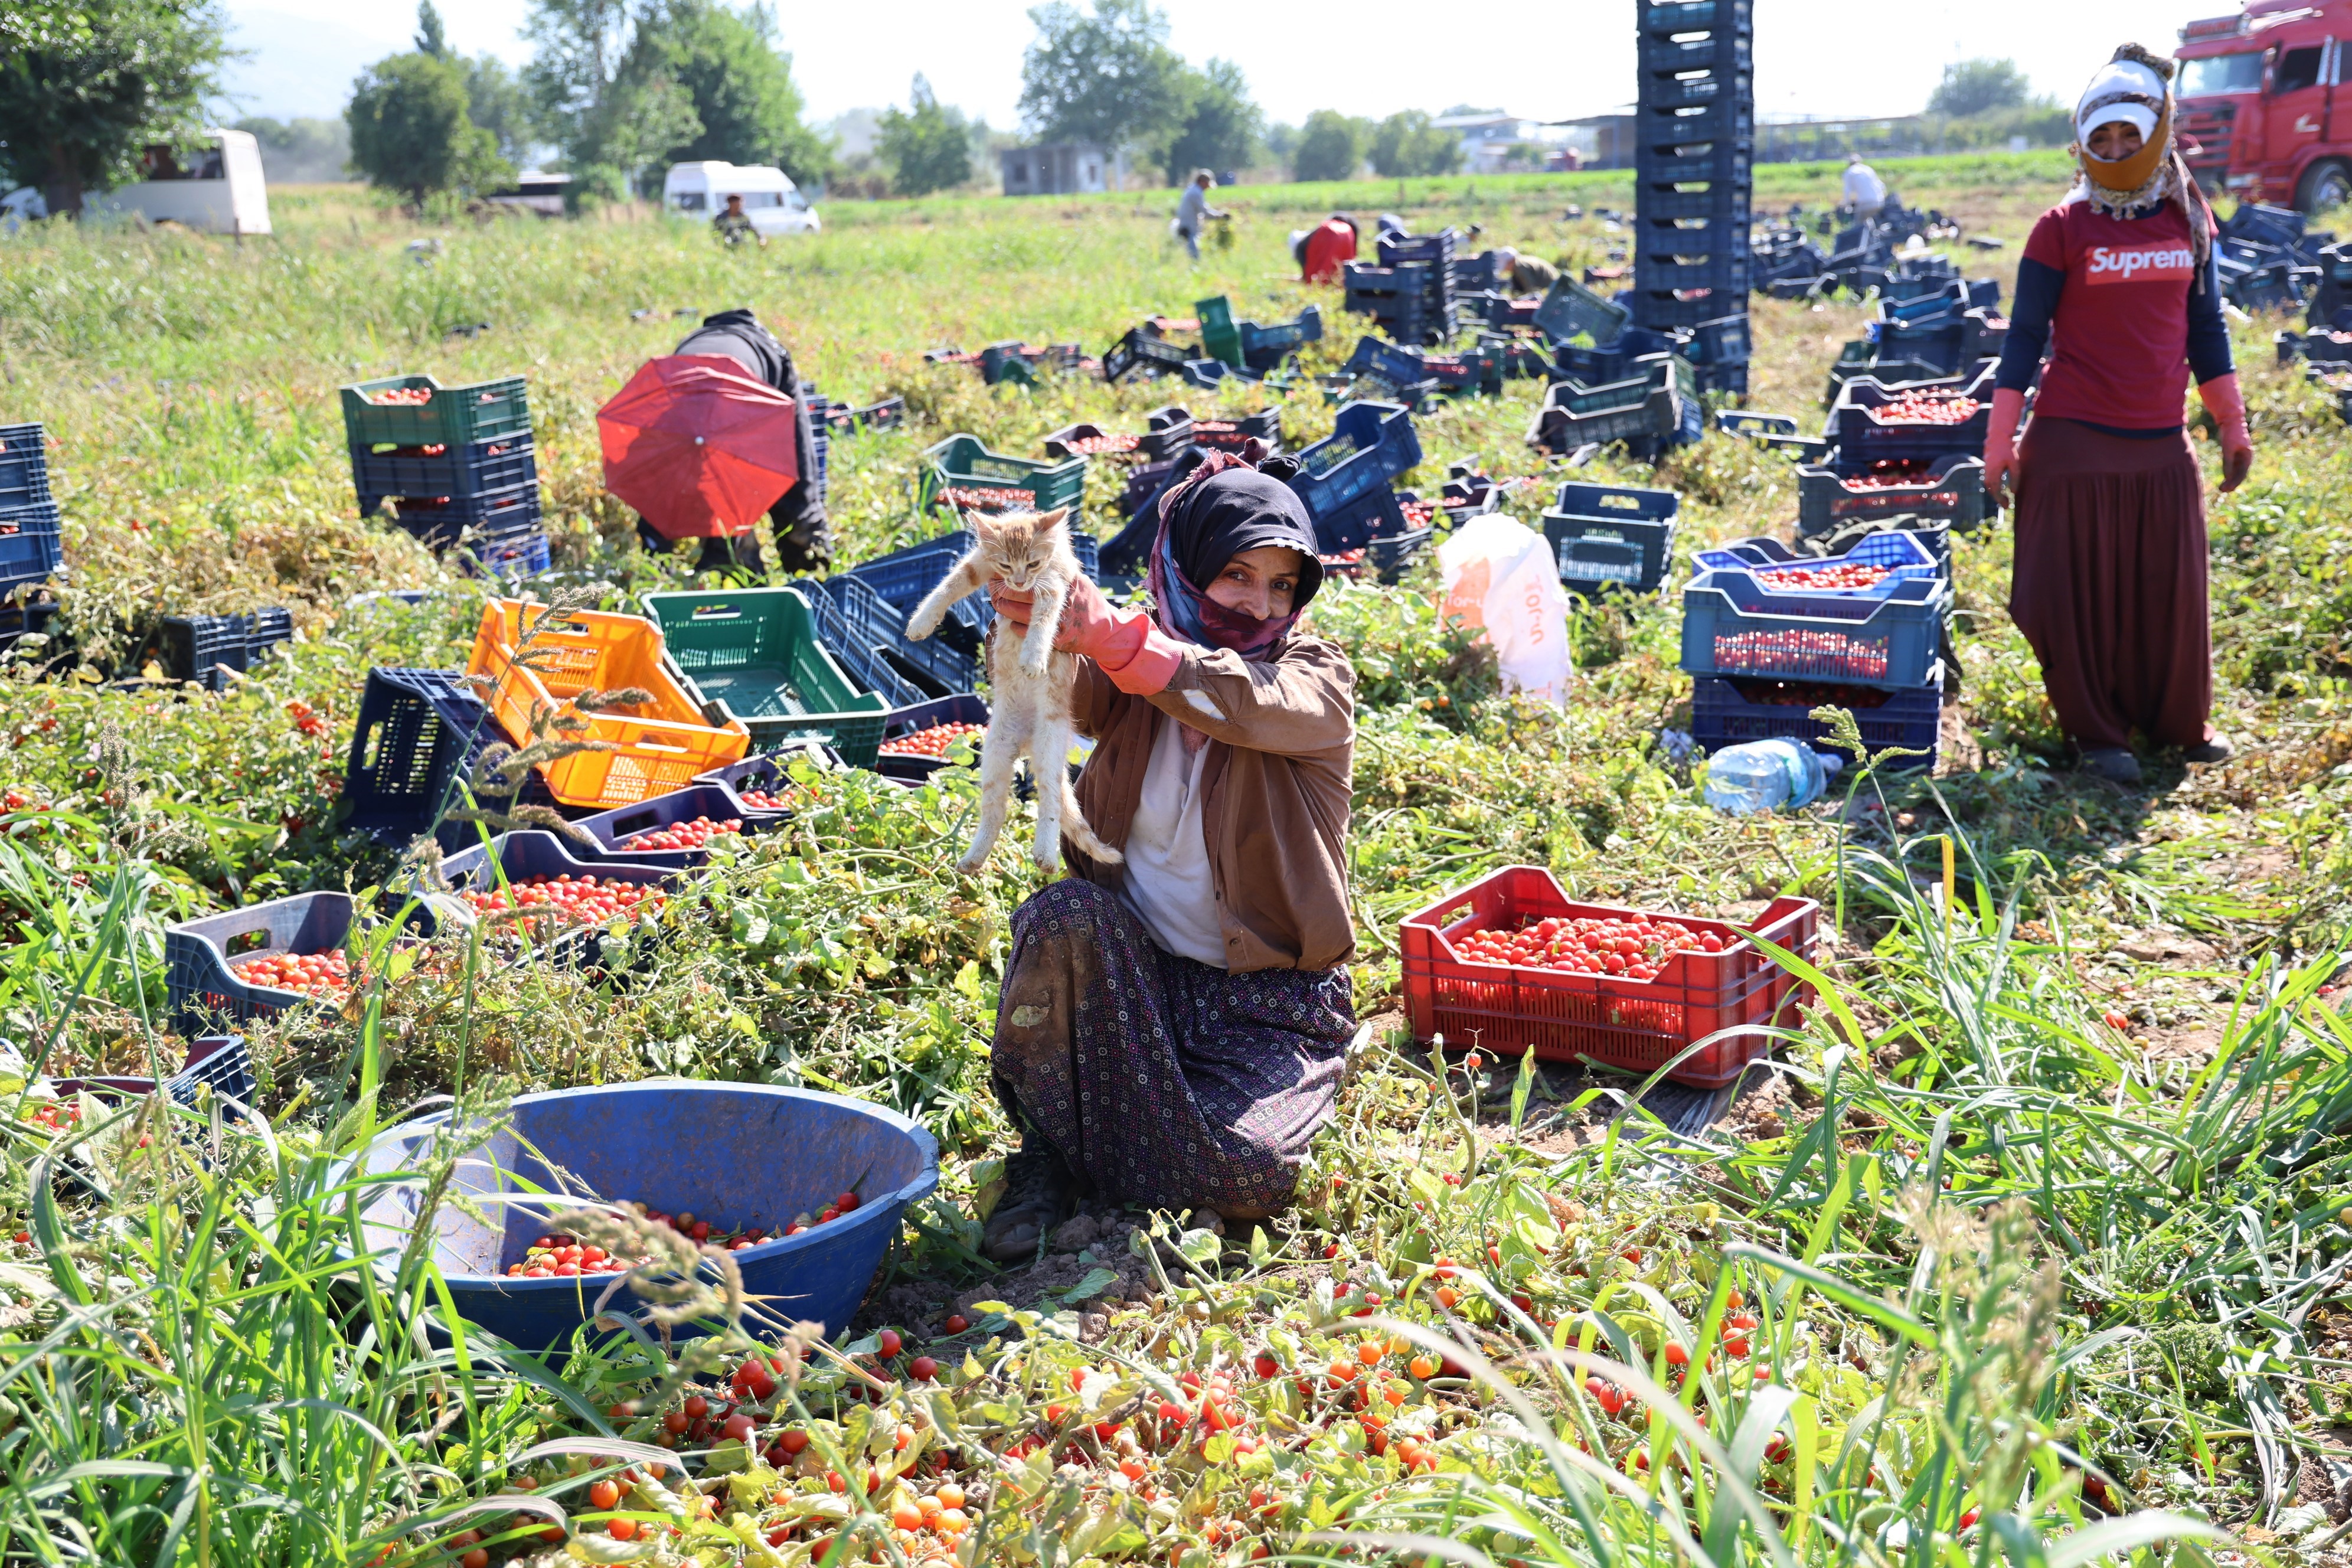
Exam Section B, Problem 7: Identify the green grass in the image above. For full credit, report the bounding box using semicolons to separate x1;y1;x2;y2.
0;157;2347;1563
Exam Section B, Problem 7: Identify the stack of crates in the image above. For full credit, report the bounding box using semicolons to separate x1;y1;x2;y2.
0;422;64;619
1680;530;1949;773
1342;261;1442;345
1631;0;1753;397
341;374;547;577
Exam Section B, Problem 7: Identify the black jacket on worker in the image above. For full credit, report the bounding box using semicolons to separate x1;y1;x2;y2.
670;308;831;571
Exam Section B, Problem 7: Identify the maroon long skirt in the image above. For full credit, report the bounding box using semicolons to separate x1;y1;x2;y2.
2008;416;2213;751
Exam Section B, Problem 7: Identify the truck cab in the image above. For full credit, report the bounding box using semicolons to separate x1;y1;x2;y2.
2178;1;2352;211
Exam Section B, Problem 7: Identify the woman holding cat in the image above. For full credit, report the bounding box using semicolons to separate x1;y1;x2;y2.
978;456;1357;1261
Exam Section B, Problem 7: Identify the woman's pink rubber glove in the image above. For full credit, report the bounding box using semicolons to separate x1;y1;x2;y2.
2198;372;2253;492
1981;386;2028;512
989;576;1182;695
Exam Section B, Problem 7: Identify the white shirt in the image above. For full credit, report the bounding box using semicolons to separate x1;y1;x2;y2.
1176;184;1212;235
1844;164;1887;211
1118;718;1226;966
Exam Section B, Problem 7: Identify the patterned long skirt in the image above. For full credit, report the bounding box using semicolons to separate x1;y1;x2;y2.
991;879;1355;1213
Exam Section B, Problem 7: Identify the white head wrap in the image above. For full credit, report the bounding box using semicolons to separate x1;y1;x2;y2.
2076;57;2168;144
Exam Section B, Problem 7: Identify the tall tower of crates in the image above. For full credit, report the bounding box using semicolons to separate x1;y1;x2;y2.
1632;0;1755;397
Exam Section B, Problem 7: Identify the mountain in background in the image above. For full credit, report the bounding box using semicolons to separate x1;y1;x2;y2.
217;8;409;123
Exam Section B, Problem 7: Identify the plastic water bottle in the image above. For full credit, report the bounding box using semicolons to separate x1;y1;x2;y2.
1703;740;1844;816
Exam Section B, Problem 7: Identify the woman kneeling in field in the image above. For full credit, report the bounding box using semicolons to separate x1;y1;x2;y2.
976;456;1357;1262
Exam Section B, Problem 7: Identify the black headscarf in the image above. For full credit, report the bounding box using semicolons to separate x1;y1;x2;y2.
1148;457;1324;656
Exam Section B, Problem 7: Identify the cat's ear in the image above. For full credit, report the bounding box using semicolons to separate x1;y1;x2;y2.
963;508;999;542
1033;507;1072;534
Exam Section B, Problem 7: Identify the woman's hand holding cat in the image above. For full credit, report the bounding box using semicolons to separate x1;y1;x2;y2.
991;574;1118;655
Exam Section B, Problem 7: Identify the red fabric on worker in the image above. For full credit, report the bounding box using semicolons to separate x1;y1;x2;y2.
2020;198;2208;430
2008;416;2213;750
597;354;799;540
1301;218;1357;284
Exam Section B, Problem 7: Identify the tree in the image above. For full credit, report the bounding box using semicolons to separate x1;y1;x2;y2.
1019;0;1188;157
1265;121;1299;162
414;0;447;55
522;0;633;160
346;51;511;201
462;55;535;165
0;0;234;215
1292;110;1366;183
878;75;970;196
1929;58;2034;119
1158;58;1261;185
1368;110;1462;178
649;0;828;187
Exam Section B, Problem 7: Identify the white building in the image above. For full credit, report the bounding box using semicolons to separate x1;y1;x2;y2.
999;143;1124;196
1432;113;1579;175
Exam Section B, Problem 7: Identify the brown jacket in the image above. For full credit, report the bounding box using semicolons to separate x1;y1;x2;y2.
1065;635;1355;974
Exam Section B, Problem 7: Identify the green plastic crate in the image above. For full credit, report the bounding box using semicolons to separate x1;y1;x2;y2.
641;587;888;767
1195;295;1244;368
918;434;1088;516
341;374;533;450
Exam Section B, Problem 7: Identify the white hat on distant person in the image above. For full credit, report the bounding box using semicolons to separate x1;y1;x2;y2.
2076;57;2168;144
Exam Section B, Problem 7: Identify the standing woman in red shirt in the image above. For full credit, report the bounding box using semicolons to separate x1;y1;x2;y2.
1982;45;2253;785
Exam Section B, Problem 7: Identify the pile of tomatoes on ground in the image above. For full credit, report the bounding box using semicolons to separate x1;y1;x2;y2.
1753;560;1891;593
366;386;434;406
880;723;984;759
233;948;352;999
457;874;664;927
618;815;744;851
1869;390;1978;426
1711;626;1891;680
1453;913;1729;979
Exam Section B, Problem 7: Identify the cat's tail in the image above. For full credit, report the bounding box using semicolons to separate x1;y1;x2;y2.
1059;775;1123;866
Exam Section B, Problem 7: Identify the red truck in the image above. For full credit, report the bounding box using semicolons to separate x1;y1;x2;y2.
2178;1;2352;211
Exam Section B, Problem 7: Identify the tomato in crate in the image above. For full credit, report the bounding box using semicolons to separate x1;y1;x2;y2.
1399;866;1818;1087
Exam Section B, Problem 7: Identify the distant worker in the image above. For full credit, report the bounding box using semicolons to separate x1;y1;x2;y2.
1293;214;1358;283
713;192;763;248
1843;153;1888;217
1981;43;2250;785
669;308;831;571
1491;245;1561;296
1174;171;1227;263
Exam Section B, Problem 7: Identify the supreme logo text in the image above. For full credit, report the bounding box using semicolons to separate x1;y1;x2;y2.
2084;244;2196;282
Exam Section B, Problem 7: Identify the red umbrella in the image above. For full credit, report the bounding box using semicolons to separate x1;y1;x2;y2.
597;354;800;541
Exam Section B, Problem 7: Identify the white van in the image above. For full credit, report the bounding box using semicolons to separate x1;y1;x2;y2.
661;161;819;236
86;129;272;235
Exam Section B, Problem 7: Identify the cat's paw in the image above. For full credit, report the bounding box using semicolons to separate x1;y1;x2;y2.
953;848;990;876
1018;646;1053;677
1030;846;1063;876
904;612;938;642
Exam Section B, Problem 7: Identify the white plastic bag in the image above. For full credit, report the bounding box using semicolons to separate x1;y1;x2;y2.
1437;514;1571;704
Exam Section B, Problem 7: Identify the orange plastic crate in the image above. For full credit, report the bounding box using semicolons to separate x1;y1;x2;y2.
1398;865;1818;1087
467;600;749;808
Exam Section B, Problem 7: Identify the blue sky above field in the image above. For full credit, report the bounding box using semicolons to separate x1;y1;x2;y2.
220;0;2227;135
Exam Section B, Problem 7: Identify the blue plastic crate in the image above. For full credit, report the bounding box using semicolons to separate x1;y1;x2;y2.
159;607;295;690
1639;0;1751;35
1691;669;1940;774
165;892;367;1033
786;576;927;708
567;783;784;868
817;571;977;698
874;694;991;782
381;480;544;544
844;532;989;654
1831;381;1990;462
1691;528;1942;598
1239;306;1322;370
435;831;678;954
1533;276;1632;345
0;423;50;514
1311;482;1409;556
1543;481;1679;594
1345;335;1427;388
1680;572;1948;689
340;667;560;852
0;502;64;595
469;529;551;580
1288;401;1420;528
350;434;537;509
1798;454;1987;537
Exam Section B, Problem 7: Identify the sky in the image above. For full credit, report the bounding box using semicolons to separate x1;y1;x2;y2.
220;0;2233;132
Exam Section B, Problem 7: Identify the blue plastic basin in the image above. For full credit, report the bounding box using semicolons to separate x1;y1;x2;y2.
344;1082;939;1353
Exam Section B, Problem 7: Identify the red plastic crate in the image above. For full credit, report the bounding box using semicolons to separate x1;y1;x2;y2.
1398;866;1818;1087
